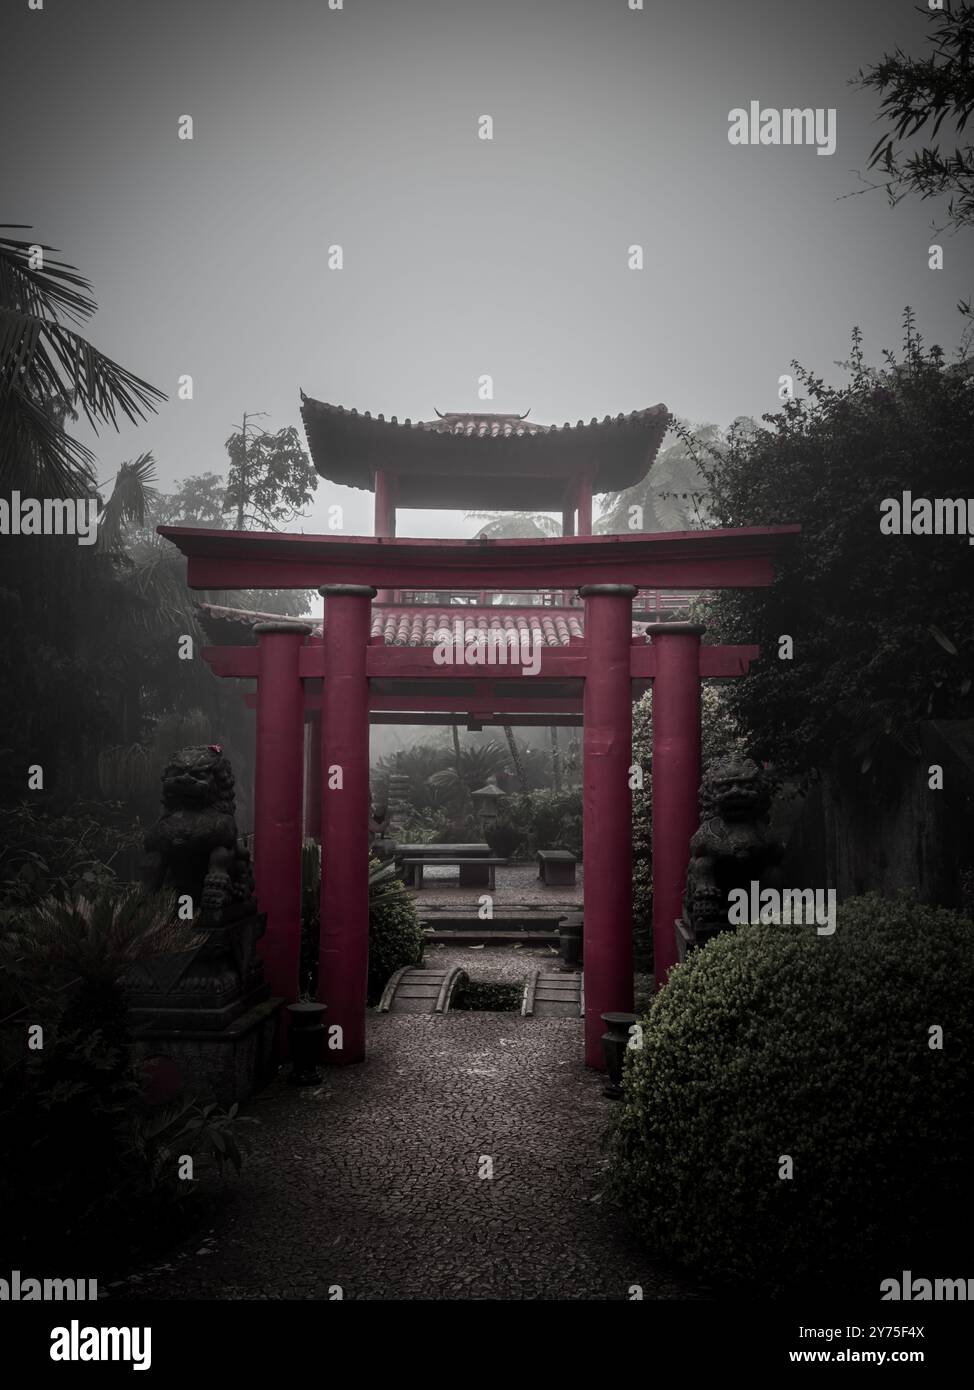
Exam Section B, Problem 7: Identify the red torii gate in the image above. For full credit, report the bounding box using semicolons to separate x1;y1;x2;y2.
161;524;799;1069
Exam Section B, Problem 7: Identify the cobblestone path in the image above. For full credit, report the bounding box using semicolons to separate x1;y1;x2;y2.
116;948;699;1301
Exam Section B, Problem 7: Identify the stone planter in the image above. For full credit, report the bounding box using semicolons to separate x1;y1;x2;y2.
600;1011;637;1099
558;911;583;970
287;1000;328;1085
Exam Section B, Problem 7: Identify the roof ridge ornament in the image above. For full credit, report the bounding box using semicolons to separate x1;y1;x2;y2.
432;408;531;419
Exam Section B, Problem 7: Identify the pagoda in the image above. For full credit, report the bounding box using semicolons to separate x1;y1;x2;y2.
162;392;798;1070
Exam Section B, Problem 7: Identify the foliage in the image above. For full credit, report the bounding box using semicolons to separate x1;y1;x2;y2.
0;450;256;807
0;883;248;1269
223;418;317;530
0;886;202;1048
152;471;228;528
693;318;974;780
452;980;522;1011
466;510;561;539
604;894;974;1294
367;858;425;1001
0;800;143;925
482;816;524;859
597;423;716;533
630;684;746;933
299;845;425;1002
0;1026;249;1267
850;2;974;233
374;738;514;819
506;788;583;858
0;226;164;494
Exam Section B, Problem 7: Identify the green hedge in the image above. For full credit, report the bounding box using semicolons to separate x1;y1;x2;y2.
366;859;425;1003
300;845;425;1003
604;894;974;1294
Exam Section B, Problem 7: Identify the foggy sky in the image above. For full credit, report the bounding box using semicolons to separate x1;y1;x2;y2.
3;0;969;538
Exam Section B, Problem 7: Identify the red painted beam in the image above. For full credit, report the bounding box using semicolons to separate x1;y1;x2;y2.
161;525;800;592
202;646;258;678
699;644;761;678
369;713;584;726
229;641;762;685
629;643;761;679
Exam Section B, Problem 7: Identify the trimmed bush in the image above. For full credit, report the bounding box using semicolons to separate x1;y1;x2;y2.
366;858;425;1003
604;894;974;1294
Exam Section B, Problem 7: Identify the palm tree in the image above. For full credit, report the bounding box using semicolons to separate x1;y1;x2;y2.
465;511;561;539
0;227;165;493
503;726;529;793
597;423;716;534
0;887;197;1049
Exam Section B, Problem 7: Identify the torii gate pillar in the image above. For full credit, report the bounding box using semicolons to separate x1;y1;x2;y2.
579;584;637;1067
253;623;312;1012
318;584;376;1064
646;622;705;989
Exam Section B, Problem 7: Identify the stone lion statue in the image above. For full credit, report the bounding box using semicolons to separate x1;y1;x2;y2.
681;753;781;950
140;744;255;922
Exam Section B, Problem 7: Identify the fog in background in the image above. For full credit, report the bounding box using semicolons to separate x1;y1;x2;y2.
4;0;968;537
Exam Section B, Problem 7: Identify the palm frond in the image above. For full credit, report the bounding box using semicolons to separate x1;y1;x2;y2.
0;231;166;492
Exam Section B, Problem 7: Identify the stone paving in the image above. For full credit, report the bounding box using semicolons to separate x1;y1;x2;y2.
114;947;699;1302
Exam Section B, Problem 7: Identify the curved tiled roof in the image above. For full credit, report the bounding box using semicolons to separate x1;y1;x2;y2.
195;601;698;645
372;608;586;647
299;395;671;508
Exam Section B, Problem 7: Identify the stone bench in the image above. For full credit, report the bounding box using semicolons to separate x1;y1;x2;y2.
395;842;491;858
536;850;577;886
401;856;509;890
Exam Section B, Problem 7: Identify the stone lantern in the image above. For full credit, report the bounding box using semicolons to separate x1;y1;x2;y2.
470;775;507;828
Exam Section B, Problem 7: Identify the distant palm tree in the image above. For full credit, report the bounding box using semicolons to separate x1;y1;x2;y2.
0;227;165;493
466;510;561;539
597;424;715;534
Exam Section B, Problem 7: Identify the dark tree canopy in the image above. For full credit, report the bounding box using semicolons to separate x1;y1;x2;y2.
696;314;974;781
223;420;317;530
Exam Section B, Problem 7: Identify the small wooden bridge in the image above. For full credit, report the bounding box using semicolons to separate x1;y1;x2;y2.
521;969;583;1018
378;964;583;1019
377;966;469;1014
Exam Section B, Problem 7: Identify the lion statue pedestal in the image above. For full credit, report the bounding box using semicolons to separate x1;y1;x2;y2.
127;745;282;1105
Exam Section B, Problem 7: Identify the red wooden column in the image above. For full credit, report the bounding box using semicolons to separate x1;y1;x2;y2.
373;469;396;538
579;583;637;1067
318;583;376;1064
253;622;311;1009
374;470;396;604
646;622;705;989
